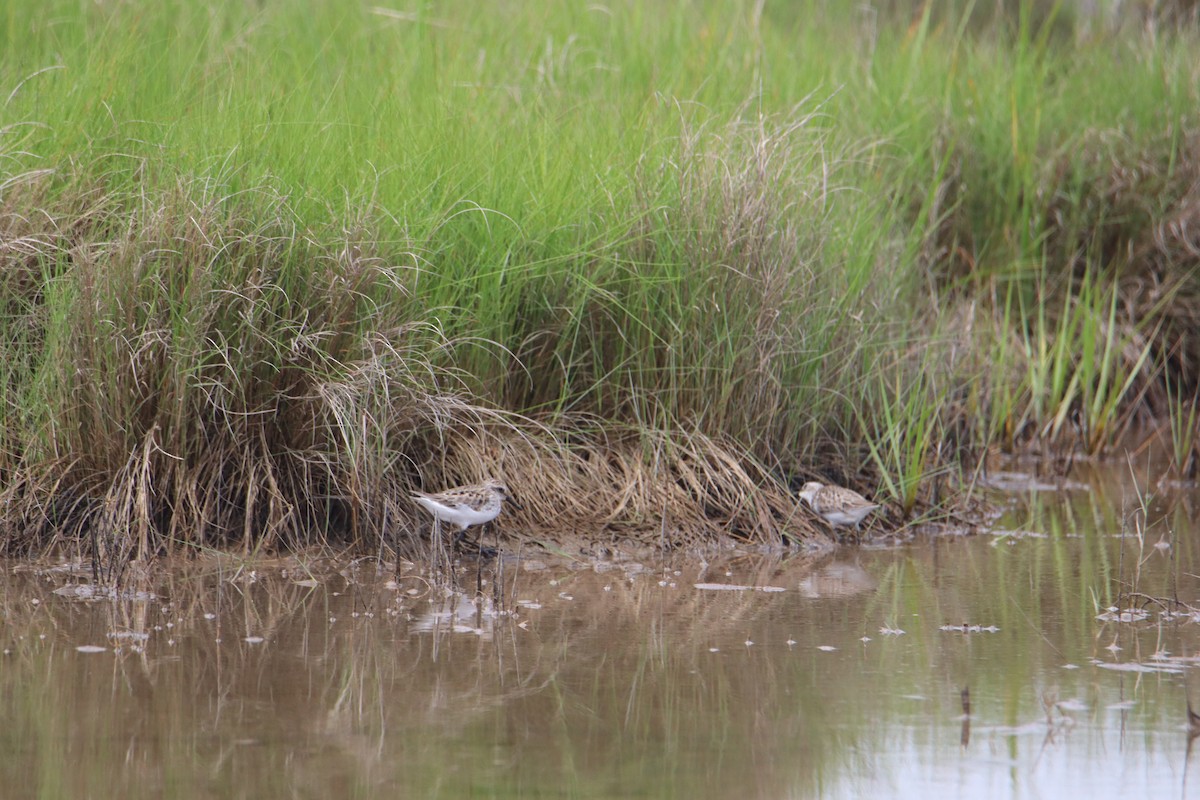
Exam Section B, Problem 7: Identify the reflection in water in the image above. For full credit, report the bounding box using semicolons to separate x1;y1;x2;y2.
0;463;1197;798
410;591;503;636
960;686;971;748
795;560;877;598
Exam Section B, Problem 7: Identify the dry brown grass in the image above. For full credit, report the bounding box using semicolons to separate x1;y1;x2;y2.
434;423;827;551
0;167;833;574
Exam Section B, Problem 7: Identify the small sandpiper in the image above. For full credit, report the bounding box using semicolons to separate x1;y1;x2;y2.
412;478;521;546
797;481;880;531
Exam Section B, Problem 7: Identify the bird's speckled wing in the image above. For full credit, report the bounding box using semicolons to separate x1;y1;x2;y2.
823;487;876;512
416;486;491;512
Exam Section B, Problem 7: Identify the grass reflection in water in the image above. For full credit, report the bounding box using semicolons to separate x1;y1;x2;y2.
0;463;1198;799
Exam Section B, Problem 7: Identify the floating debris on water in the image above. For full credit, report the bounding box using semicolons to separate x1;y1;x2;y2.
1096;607;1149;623
52;584;156;602
693;583;786;592
1094;661;1184;674
1056;699;1090;712
939;623;1000;633
988;529;1049;541
981;472;1091;492
1149;653;1200;665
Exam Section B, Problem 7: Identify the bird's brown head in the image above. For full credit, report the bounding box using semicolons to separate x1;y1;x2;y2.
797;481;824;504
484;478;523;510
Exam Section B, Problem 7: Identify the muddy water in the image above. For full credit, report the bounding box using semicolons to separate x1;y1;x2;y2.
2;465;1200;799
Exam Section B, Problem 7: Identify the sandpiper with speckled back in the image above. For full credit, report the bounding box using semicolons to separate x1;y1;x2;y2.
413;478;522;591
797;481;879;531
412;478;521;536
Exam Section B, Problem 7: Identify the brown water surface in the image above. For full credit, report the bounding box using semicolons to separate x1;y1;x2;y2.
3;463;1200;799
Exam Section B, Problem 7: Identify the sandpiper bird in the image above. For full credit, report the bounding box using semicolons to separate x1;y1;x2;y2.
411;478;521;544
797;481;880;531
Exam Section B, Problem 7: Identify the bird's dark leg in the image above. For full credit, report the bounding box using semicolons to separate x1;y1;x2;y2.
431;519;457;586
452;527;470;551
452;525;498;558
492;520;503;610
475;523;486;598
431;518;442;580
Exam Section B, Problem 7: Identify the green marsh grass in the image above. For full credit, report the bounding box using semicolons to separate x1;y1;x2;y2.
861;360;949;519
1163;371;1200;478
986;266;1161;454
0;0;1198;562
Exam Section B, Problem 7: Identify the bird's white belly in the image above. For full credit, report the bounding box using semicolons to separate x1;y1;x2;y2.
415;497;498;529
822;507;875;526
